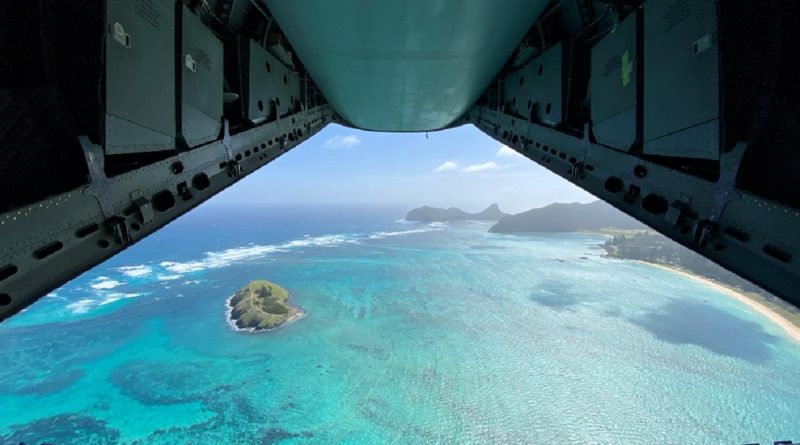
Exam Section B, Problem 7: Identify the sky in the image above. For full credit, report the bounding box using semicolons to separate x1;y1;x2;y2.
215;123;596;214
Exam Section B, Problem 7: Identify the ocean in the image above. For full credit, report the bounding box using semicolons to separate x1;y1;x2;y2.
1;203;798;444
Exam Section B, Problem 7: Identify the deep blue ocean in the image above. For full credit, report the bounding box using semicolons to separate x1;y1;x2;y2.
1;203;799;444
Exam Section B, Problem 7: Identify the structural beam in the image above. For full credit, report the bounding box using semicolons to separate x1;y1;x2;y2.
0;106;334;321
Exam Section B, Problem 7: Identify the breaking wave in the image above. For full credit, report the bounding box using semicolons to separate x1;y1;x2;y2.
151;225;441;275
116;265;153;277
58;222;445;316
66;292;143;314
89;277;126;290
368;227;440;239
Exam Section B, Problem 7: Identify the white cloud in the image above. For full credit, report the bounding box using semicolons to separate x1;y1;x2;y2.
324;135;361;148
497;145;522;158
462;161;499;173
433;161;459;173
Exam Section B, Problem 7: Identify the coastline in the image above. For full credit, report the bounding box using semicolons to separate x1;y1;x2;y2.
635;260;800;343
225;293;307;333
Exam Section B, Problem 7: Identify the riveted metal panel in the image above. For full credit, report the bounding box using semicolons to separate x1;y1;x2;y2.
181;6;224;147
244;40;301;124
591;12;638;151
105;0;175;154
643;0;719;159
0;104;335;321
506;43;563;126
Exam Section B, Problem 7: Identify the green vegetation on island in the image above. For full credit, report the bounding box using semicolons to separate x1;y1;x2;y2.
602;231;759;289
489;200;645;233
227;280;305;331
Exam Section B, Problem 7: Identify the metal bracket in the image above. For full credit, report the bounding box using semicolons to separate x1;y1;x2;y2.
692;219;717;247
104;216;130;246
665;199;691;227
709;141;747;222
623;184;640;203
228;160;243;178
571;123;592;180
131;196;154;224
221;119;233;162
221;119;242;178
79;136;115;218
692;142;747;247
177;181;193;201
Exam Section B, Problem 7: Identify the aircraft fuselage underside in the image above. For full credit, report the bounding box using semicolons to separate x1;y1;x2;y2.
0;0;798;320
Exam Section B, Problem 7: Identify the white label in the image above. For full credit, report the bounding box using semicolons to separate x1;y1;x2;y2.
113;22;131;48
185;54;197;73
693;34;713;56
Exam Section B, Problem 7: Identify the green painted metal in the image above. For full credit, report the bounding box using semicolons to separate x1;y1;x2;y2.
240;39;302;124
643;0;719;159
181;6;224;147
505;43;563;126
265;0;548;131
105;0;175;154
591;11;638;150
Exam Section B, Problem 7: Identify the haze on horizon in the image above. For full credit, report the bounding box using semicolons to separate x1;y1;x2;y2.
217;124;596;214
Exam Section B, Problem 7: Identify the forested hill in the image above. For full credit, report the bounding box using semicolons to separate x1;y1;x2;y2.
489;201;645;233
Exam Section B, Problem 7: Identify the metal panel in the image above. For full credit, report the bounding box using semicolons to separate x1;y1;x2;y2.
105;0;175;154
591;13;637;151
506;44;563;126
181;7;224;147
266;0;548;131
643;0;719;159
245;40;301;124
214;0;255;34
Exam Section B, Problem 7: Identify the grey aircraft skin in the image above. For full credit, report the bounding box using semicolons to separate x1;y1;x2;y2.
0;0;799;324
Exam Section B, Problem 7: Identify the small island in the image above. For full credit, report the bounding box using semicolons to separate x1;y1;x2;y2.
227;280;305;332
406;203;509;222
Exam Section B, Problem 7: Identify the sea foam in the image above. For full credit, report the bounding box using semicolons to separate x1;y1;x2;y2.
61;222;445;316
116;265;153;277
89;278;126;290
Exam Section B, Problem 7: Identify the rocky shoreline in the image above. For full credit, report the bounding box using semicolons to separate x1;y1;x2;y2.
225;280;306;332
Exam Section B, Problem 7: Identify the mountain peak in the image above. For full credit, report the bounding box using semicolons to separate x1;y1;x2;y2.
476;203;508;219
406;204;509;222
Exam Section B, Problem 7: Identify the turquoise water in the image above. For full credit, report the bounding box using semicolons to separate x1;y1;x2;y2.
1;204;799;444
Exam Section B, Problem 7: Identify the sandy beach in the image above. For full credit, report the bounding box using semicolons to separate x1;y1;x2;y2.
636;260;800;343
